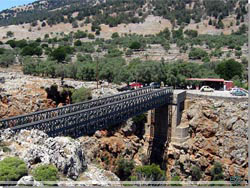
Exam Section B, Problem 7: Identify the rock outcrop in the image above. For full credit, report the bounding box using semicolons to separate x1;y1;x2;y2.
16;176;43;187
0;129;87;180
167;99;248;181
79;118;150;172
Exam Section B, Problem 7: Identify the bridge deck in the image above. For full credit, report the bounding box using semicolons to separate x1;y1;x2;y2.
0;86;154;129
1;87;173;138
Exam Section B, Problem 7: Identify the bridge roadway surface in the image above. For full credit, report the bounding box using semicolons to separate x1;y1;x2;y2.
0;86;173;138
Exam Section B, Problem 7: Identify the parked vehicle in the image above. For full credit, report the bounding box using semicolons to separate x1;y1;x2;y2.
130;82;143;90
240;88;248;94
231;90;247;96
150;82;161;88
117;85;132;92
230;87;240;94
200;86;214;92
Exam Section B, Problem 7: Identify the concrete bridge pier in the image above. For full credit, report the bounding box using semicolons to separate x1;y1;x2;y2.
149;104;170;167
146;90;187;167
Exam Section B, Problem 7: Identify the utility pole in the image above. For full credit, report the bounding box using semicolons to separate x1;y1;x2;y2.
96;55;99;89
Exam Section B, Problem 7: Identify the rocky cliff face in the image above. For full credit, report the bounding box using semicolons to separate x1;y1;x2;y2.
0;129;87;180
0;129;120;184
167;99;248;181
79;118;150;172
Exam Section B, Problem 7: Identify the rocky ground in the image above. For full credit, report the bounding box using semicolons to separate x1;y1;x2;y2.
0;96;248;185
0;129;120;186
167;98;248;182
79;118;150;172
0;69;120;119
77;97;248;183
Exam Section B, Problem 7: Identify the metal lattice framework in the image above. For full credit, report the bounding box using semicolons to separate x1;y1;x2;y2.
0;86;154;129
1;87;173;138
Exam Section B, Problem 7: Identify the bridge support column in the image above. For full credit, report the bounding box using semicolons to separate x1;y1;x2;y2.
149;104;169;167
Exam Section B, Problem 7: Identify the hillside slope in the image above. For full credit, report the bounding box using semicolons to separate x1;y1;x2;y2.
0;0;247;40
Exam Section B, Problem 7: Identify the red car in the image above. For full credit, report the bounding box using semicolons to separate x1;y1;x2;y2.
130;82;143;90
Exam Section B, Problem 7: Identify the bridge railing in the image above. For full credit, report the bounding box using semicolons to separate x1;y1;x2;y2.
10;87;173;137
0;86;154;129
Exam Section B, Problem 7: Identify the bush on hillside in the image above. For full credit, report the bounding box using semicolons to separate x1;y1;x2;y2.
131;163;165;181
0;157;28;181
210;162;224;181
191;165;202;181
189;48;208;60
171;176;182;186
115;158;135;181
71;87;92;103
32;164;59;182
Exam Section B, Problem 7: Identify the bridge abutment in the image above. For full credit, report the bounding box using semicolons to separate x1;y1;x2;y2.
171;91;189;144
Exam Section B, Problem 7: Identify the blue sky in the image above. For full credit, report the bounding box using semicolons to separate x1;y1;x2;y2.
0;0;36;11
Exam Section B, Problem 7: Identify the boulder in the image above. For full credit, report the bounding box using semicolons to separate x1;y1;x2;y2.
232;120;247;138
79;136;99;163
0;128;15;141
186;104;201;120
226;117;238;130
95;130;102;138
79;165;120;186
120;119;136;136
16;176;43;187
237;102;248;111
200;122;218;138
213;101;224;108
230;148;247;166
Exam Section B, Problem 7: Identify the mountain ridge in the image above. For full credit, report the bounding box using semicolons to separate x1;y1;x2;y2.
0;0;247;29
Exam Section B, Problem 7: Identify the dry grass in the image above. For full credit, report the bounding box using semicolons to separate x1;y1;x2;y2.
0;15;172;41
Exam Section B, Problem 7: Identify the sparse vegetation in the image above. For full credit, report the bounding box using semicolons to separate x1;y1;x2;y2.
71;87;92;103
210;162;224;181
171;176;182;186
191;165;202;181
6;31;14;38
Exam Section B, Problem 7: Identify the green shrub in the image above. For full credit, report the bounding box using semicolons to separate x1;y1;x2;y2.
189;48;208;60
32;164;59;182
74;40;82;46
0;157;28;181
111;32;119;38
88;33;95;39
191;165;202;181
129;41;141;50
71;87;92;103
210;162;224;181
131;164;165;181
171;176;182;186
115;158;135;181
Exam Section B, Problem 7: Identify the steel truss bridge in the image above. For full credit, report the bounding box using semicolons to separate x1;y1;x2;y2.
0;86;173;138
